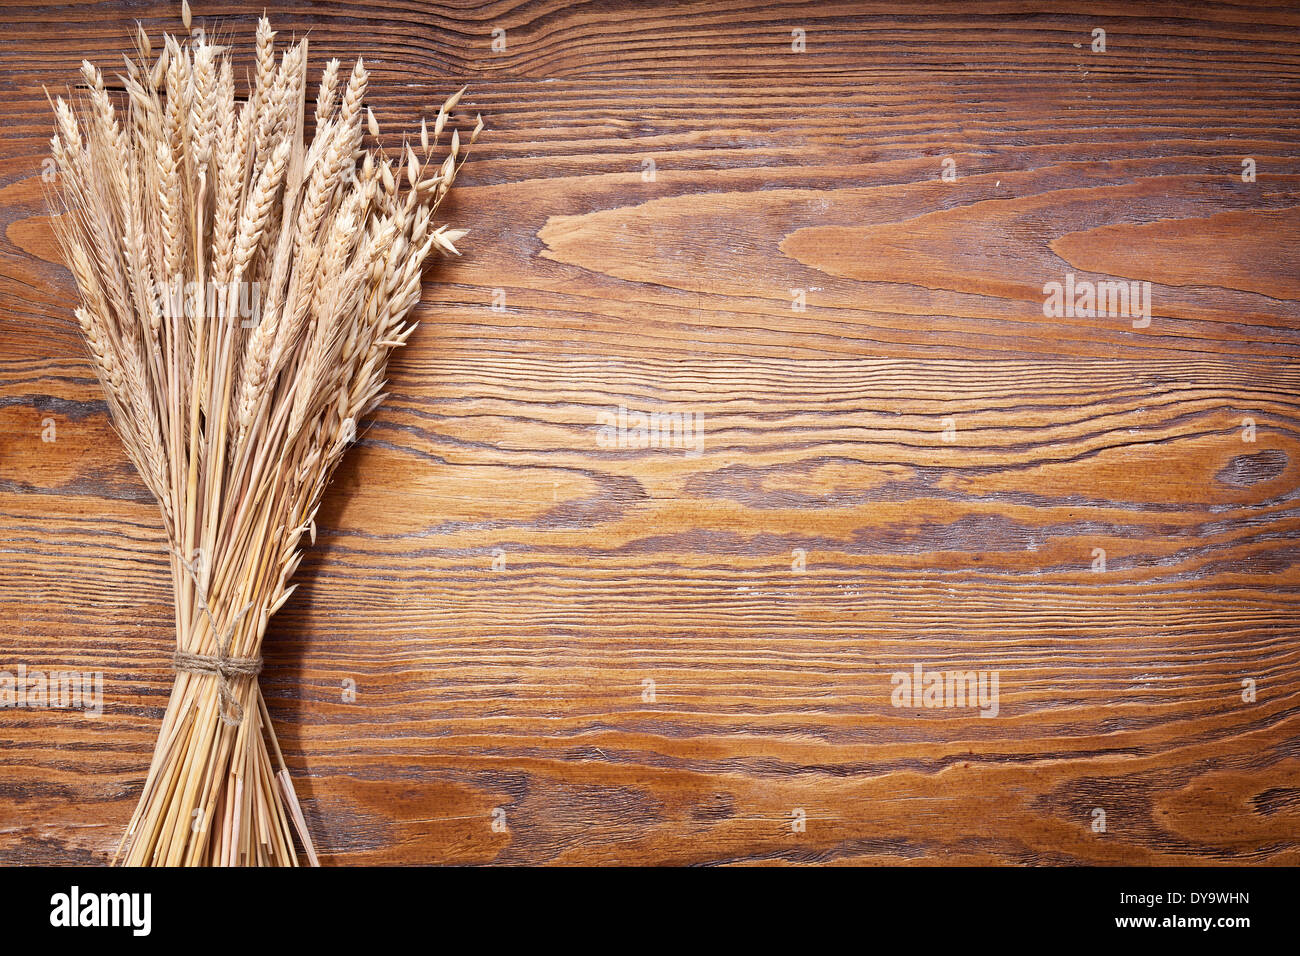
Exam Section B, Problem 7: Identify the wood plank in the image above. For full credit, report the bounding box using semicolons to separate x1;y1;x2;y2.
0;0;1297;865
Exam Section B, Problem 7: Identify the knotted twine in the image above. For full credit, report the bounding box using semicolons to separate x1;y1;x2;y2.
171;547;260;727
173;645;261;727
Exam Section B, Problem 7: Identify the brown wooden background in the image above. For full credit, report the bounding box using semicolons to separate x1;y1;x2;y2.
1;0;1298;865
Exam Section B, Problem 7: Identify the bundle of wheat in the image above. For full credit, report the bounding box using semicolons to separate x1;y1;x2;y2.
48;2;479;865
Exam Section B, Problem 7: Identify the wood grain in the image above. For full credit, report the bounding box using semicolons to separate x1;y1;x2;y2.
1;1;1298;865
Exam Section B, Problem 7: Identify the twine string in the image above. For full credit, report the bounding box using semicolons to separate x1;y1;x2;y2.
173;645;262;726
172;545;259;727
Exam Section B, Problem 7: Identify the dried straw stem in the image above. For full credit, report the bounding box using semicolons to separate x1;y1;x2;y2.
50;5;481;866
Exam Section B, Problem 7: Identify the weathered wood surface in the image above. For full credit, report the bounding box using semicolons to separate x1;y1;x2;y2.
1;1;1298;865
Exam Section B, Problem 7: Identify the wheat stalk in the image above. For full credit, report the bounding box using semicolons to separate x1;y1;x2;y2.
49;3;480;866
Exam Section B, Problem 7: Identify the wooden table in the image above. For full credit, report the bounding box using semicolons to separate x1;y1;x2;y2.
1;1;1297;865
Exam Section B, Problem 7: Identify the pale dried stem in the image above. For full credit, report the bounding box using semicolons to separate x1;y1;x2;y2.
52;5;482;867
